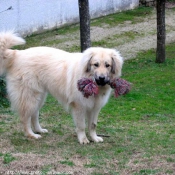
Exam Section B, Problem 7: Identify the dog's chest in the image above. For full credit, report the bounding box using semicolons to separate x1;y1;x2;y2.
96;88;111;107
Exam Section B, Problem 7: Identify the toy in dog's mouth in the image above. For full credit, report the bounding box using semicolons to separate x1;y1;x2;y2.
77;77;131;98
109;78;131;97
77;78;99;98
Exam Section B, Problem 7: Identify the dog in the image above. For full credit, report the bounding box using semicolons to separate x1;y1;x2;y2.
0;32;123;144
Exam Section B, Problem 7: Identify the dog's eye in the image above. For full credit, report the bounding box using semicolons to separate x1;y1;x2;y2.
105;64;110;68
94;63;99;67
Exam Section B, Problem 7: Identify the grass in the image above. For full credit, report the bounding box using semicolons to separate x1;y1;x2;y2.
2;153;15;164
92;31;142;48
0;44;175;174
1;6;175;175
91;7;153;27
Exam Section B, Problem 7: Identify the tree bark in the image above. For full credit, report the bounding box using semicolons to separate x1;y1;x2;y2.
78;0;91;52
156;0;166;63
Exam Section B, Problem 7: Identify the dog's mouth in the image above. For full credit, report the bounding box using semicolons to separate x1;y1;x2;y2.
95;76;110;86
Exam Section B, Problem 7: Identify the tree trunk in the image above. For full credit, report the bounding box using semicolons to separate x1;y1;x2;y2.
78;0;91;52
156;0;166;63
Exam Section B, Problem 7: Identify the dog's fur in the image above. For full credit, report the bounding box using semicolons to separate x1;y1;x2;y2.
0;32;123;144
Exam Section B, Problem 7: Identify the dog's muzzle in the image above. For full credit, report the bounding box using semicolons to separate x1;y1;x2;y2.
95;76;109;86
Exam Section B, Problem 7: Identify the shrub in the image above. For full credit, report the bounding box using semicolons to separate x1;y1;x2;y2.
0;77;9;107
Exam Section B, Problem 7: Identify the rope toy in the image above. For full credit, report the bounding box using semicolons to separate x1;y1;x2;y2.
77;78;131;98
77;78;99;98
109;78;131;97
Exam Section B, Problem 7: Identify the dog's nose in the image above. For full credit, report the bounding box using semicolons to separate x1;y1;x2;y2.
99;76;105;81
95;75;109;86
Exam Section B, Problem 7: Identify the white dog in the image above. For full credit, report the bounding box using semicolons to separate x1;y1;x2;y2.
0;32;123;144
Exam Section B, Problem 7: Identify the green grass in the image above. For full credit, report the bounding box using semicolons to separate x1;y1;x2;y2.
1;43;174;174
92;31;142;48
60;160;74;166
167;0;175;2
91;7;153;27
1;153;15;164
102;49;175;121
14;24;80;50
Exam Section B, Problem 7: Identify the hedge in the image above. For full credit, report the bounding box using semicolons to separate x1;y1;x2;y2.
0;77;9;107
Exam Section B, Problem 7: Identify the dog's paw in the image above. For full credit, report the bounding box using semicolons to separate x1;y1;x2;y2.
77;130;90;144
28;133;42;139
91;136;103;143
79;137;90;144
38;128;48;133
41;129;48;133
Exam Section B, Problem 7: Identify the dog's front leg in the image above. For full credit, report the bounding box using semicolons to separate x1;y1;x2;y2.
71;104;89;144
88;109;103;143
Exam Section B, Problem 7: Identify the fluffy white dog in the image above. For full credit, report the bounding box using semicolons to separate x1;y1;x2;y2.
0;32;123;144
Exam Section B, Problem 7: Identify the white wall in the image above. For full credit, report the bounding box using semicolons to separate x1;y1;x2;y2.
0;0;139;36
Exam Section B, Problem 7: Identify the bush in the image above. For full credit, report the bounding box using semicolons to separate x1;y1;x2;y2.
0;77;9;107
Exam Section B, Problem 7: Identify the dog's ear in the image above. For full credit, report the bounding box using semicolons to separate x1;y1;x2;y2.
111;57;116;74
81;47;95;73
111;50;124;77
86;56;92;72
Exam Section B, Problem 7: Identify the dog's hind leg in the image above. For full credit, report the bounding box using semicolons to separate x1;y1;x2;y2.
16;93;45;139
7;79;47;139
31;92;48;134
19;110;42;139
31;111;48;134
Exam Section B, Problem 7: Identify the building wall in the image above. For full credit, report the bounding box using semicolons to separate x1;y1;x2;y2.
0;0;139;36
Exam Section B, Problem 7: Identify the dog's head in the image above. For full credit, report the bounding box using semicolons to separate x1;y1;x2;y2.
82;47;123;86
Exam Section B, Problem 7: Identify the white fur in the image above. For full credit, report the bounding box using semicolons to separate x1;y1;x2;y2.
0;32;123;144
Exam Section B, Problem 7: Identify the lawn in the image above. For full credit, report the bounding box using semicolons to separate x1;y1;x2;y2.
0;6;175;175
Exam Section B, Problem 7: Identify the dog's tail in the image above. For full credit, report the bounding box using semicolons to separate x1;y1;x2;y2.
0;31;25;76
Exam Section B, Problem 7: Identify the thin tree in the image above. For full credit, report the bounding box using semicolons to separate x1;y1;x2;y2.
78;0;91;52
156;0;166;63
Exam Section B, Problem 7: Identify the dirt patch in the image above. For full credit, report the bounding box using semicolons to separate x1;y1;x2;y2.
52;8;175;60
0;152;94;175
166;2;175;9
121;153;175;174
0;113;93;175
